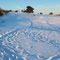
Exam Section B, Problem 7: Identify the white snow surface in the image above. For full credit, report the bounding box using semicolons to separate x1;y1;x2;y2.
0;12;60;60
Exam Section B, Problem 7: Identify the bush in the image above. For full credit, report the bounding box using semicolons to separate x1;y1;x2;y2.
4;10;9;14
0;8;4;12
0;8;13;17
0;12;3;16
0;8;9;15
9;10;12;12
40;12;43;15
15;10;18;12
49;12;53;15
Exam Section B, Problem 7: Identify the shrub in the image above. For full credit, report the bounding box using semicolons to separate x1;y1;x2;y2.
4;10;9;14
9;10;12;12
49;12;53;15
0;8;10;16
40;12;43;15
15;10;18;12
0;12;3;16
0;8;4;12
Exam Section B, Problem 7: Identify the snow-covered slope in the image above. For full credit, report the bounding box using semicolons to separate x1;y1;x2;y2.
0;12;60;60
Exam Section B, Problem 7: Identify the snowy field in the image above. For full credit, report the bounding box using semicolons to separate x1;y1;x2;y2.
0;12;60;60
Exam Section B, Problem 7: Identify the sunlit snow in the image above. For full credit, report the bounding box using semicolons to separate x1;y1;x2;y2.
0;12;60;60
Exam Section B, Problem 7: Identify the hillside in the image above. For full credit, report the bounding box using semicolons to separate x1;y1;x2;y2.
0;12;60;60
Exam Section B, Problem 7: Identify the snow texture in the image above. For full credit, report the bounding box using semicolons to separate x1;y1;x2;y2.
0;12;60;60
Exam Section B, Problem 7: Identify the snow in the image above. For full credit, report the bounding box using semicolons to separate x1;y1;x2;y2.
0;12;60;60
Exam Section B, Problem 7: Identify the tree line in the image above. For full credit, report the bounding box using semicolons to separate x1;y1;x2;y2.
0;6;59;17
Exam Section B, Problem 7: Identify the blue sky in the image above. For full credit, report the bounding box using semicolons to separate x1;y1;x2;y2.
0;0;60;14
